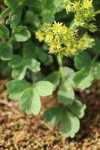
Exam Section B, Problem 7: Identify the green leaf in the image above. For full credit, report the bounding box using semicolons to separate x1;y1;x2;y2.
12;26;31;42
45;71;61;91
89;63;100;79
90;37;100;54
68;100;86;119
0;24;9;39
11;65;27;80
38;50;53;66
20;88;41;115
59;110;80;138
58;80;75;105
53;0;63;10
73;69;94;90
42;10;55;23
6;79;32;100
26;59;40;73
22;41;36;59
6;7;22;28
4;0;24;9
23;0;43;12
43;106;64;126
74;52;91;70
0;8;10;19
0;43;13;60
63;67;74;87
63;67;74;78
35;81;54;96
24;10;35;24
8;55;23;68
4;0;18;10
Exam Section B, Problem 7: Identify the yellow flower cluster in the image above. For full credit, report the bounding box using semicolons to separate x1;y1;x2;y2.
64;0;97;31
35;22;94;56
77;33;95;50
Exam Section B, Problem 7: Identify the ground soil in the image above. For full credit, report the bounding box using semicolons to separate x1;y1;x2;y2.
0;79;100;150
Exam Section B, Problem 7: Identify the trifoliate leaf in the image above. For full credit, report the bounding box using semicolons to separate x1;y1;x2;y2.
6;79;32;100
20;88;41;115
35;81;54;96
58;80;75;105
59;110;80;138
43;106;64;126
68;100;86;119
74;52;91;70
12;26;31;42
0;24;9;39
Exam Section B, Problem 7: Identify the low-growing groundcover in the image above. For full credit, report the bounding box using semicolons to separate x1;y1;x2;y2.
0;0;100;138
0;79;100;149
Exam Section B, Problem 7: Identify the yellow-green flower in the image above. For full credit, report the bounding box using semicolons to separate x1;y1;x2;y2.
65;4;72;13
60;26;68;34
89;24;97;32
52;22;62;33
35;30;44;42
49;42;61;53
83;0;92;9
73;1;80;11
45;32;53;43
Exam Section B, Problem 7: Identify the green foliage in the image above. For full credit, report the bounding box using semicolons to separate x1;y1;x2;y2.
74;52;92;70
59;110;80;138
12;26;31;42
43;106;64;126
35;81;54;96
6;7;22;28
44;100;86;138
45;71;61;91
0;0;100;138
67;100;86;119
6;80;32;100
20;88;41;115
89;63;100;79
6;80;54;114
73;68;94;90
0;43;13;60
58;80;75;105
0;24;9;39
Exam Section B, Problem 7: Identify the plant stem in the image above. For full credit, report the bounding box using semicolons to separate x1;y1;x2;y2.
92;53;100;63
57;54;64;80
95;10;100;15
